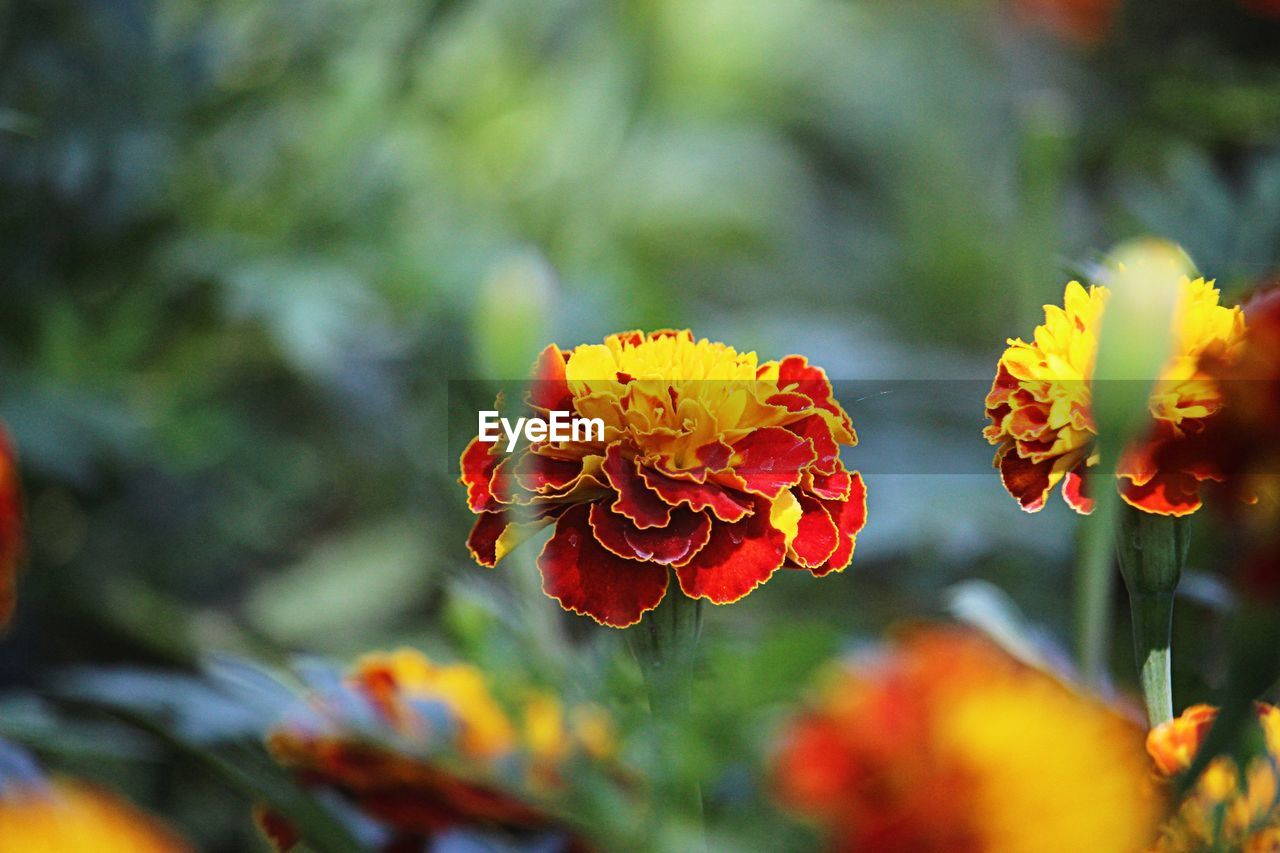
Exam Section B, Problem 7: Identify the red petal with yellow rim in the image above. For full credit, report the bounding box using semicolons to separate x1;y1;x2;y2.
1063;467;1094;514
460;437;503;513
466;512;510;567
776;355;847;425
588;503;711;566
529;344;573;412
1120;472;1203;517
789;494;839;568
726;427;816;499
674;499;787;604
637;465;753;522
813;472;866;576
998;449;1054;512
515;453;583;493
787;414;839;475
807;464;852;501
602;445;671;529
538;504;669;627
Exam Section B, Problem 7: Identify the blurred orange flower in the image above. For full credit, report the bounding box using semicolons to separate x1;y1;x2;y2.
985;278;1245;516
773;627;1162;852
1147;703;1280;851
0;428;23;628
460;330;866;627
0;740;190;853
263;649;612;851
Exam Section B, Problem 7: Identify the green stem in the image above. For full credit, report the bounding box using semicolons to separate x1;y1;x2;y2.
627;584;704;846
1076;485;1120;686
1115;507;1189;727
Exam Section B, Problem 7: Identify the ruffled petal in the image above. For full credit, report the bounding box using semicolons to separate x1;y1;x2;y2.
460;437;504;512
588;503;711;566
638;464;754;522
466;512;551;567
813;472;867;576
538;505;669;627
602;445;672;529
788;493;840;569
529;344;573;412
998;448;1058;513
674;498;787;604
725;427;817;499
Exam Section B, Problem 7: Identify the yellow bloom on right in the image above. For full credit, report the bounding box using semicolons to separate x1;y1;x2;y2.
1148;703;1280;851
985;277;1246;516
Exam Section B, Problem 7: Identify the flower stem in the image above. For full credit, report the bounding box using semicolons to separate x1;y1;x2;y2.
1076;485;1120;686
1115;507;1189;727
627;586;704;846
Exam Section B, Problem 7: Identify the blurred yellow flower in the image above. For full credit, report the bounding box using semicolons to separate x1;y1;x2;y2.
0;781;190;853
774;627;1162;852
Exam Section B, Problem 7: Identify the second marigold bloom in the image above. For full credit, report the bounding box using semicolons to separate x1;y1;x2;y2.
460;330;867;628
985;277;1246;516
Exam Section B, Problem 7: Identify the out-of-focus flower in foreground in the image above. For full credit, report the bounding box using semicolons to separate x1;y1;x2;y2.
985;278;1245;516
460;330;866;627
1147;703;1280;851
263;648;613;851
0;428;23;628
773;626;1161;852
0;739;190;853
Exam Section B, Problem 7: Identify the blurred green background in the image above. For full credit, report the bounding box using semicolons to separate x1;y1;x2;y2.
2;0;1279;848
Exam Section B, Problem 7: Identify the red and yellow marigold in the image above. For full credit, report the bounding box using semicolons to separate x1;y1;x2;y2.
773;626;1162;852
1147;703;1280;851
0;428;23;628
0;740;191;852
985;277;1246;516
460;330;866;628
263;648;612;850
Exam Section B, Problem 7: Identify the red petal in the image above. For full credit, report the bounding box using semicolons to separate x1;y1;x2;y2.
725;427;816;499
515;452;583;493
588;504;711;566
538;504;669;627
1062;467;1094;515
806;464;852;501
775;355;848;426
788;494;839;568
1120;472;1203;517
602;445;672;529
0;432;22;629
638;465;753;522
813;472;866;576
674;499;786;604
998;449;1054;512
787;414;839;475
529;344;573;412
460;437;503;512
467;512;509;567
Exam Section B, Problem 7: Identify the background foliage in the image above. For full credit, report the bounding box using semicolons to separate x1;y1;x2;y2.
2;0;1279;848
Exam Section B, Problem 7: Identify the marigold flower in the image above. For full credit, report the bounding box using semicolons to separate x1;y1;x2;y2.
263;648;612;850
0;429;23;628
985;278;1246;516
773;627;1162;853
460;330;866;627
1147;703;1280;851
0;739;191;852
